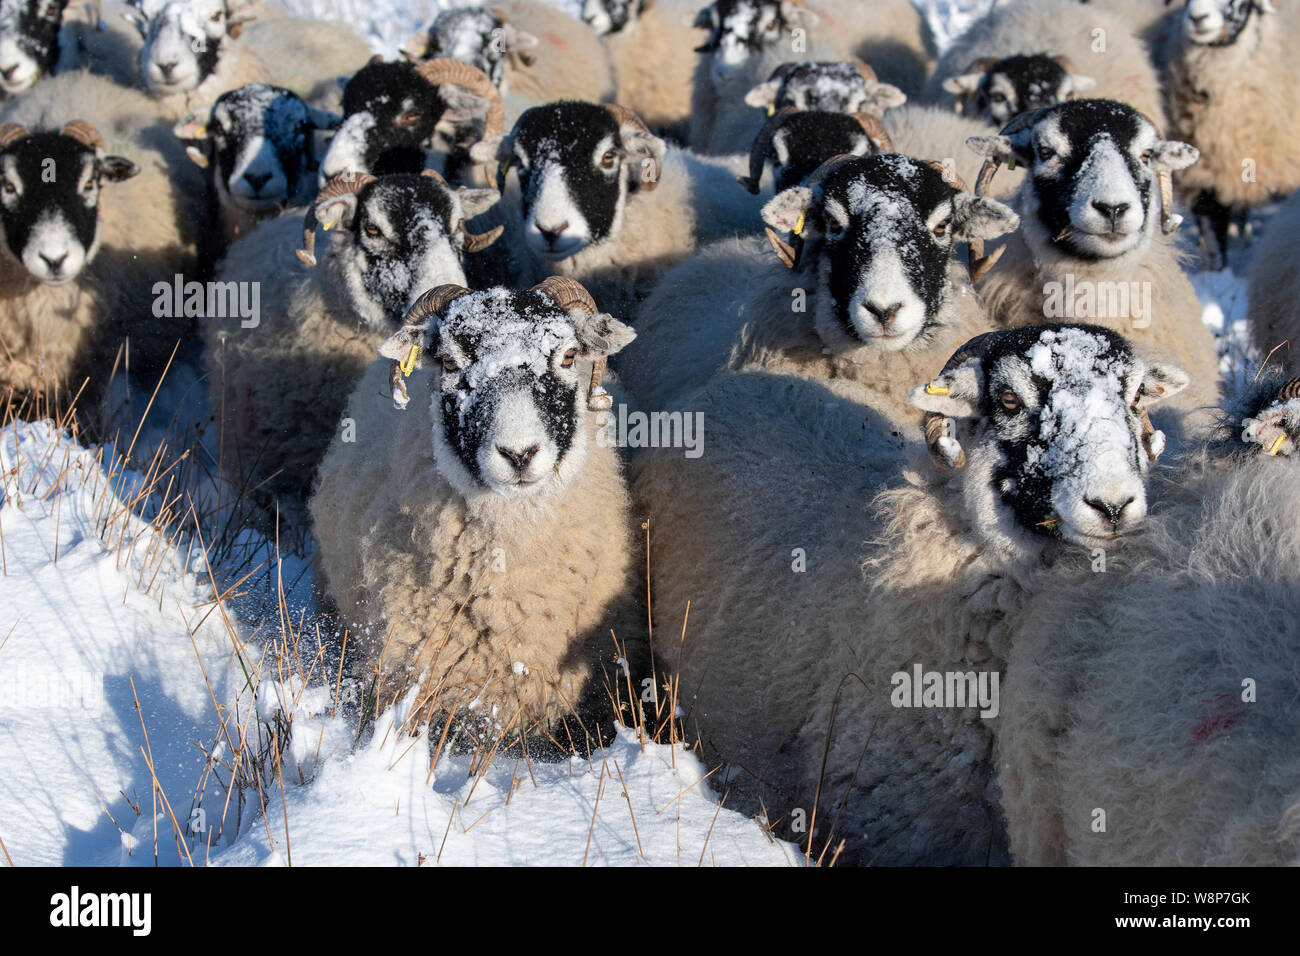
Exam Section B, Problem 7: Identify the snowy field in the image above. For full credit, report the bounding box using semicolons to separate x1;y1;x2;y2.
0;0;1272;868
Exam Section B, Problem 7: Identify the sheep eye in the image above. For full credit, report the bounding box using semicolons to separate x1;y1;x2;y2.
599;150;617;170
396;111;422;127
991;92;1006;104
364;224;381;238
1140;149;1153;165
209;11;221;21
1037;146;1054;161
1;180;13;194
1000;390;1022;412
441;356;460;373
933;217;951;238
83;179;95;192
561;348;577;368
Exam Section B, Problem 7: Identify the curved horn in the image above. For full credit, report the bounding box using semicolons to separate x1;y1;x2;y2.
805;151;858;188
1133;109;1183;235
532;277;613;409
926;159;967;192
1051;54;1077;74
850;59;877;85
764;152;858;270
922;330;1011;469
414;58;506;139
295;173;376;267
460;220;504;253
420;167;447;183
406;284;473;326
0;124;31;149
851;111;893;153
962;56;1000;77
605;103;661;191
60;120;105;151
738;106;797;194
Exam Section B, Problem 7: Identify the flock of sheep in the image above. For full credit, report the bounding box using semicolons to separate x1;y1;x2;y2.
1;0;1298;866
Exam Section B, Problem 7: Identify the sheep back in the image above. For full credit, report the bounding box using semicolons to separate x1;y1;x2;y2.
1248;189;1300;371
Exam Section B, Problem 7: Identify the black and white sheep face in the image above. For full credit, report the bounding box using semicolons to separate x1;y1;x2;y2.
745;62;907;117
319;60;488;186
968;100;1199;263
1180;0;1268;46
0;132;137;284
761;154;1019;353
176;84;340;213
136;0;229;95
318;174;498;329
473;101;665;261
0;0;66;95
581;0;647;36
421;9;509;88
379;288;636;500
911;324;1189;555
695;0;816;86
767;111;877;192
941;55;1095;127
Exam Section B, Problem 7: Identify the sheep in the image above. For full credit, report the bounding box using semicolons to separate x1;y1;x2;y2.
743;59;908;119
1159;0;1300;269
632;322;1190;863
997;373;1300;865
172;83;340;253
882;104;1025;201
0;117;191;406
317;57;504;188
621;153;1021;415
205;170;503;505
1247;188;1300;372
734;106;895;195
406;1;614;110
966;99;1221;430
937;53;1098;128
690;0;934;156
309;278;641;735
0;0;141;97
467;100;762;314
580;0;708;135
923;0;1167;130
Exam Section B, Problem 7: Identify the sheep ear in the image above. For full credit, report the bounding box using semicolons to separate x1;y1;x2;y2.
943;74;983;96
502;25;539;51
316;192;360;231
121;10;147;39
379;322;435;366
1064;73;1096;95
99;156;139;183
908;359;983;418
1149;140;1199;172
173;107;213;141
952;193;1020;242
693;7;714;30
780;1;819;27
761;186;813;233
860;82;906;117
620;126;666;187
966;134;1016;163
745;80;780;110
1138;362;1190;405
455;186;500;219
469;134;509;165
573;312;636;357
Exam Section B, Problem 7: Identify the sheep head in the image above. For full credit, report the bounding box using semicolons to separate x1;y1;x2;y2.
941;53;1096;127
0;0;69;94
745;60;907;118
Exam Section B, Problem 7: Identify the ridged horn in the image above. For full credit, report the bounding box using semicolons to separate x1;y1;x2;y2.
406;284;472;325
460;220;504;253
605;103;660;191
532;277;611;409
967;154;1005;284
923;330;1011;469
851;111;893;153
1274;378;1300;404
0;124;30;149
738;106;797;194
926;159;967;192
414;58;505;139
295;173;376;267
60;120;104;151
850;59;878;85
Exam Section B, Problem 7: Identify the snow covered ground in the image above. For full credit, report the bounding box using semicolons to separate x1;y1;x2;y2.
0;0;1275;869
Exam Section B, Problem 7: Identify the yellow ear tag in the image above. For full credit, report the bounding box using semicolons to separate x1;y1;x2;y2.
1268;433;1286;456
321;220;333;231
194;125;207;137
499;157;512;178
1007;158;1017;170
793;211;805;236
924;381;950;395
399;344;419;377
766;104;775;116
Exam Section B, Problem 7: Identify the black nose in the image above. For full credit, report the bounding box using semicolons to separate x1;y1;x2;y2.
1092;200;1130;229
40;252;67;273
498;444;540;472
865;301;903;328
0;65;18;81
537;222;569;245
157;61;179;79
1085;496;1135;527
243;170;272;191
1190;13;1210;26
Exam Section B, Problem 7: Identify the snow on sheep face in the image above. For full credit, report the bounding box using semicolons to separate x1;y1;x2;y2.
766;111;879;193
941;55;1095;127
911;324;1189;556
475;101;665;261
968;100;1199;263
1181;0;1268;46
136;0;230;95
581;0;648;36
422;9;508;87
745;61;908;117
176;85;341;214
380;288;636;500
0;0;66;95
694;0;817;86
318;174;498;329
319;60;489;186
0;132;138;284
761;153;1019;353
